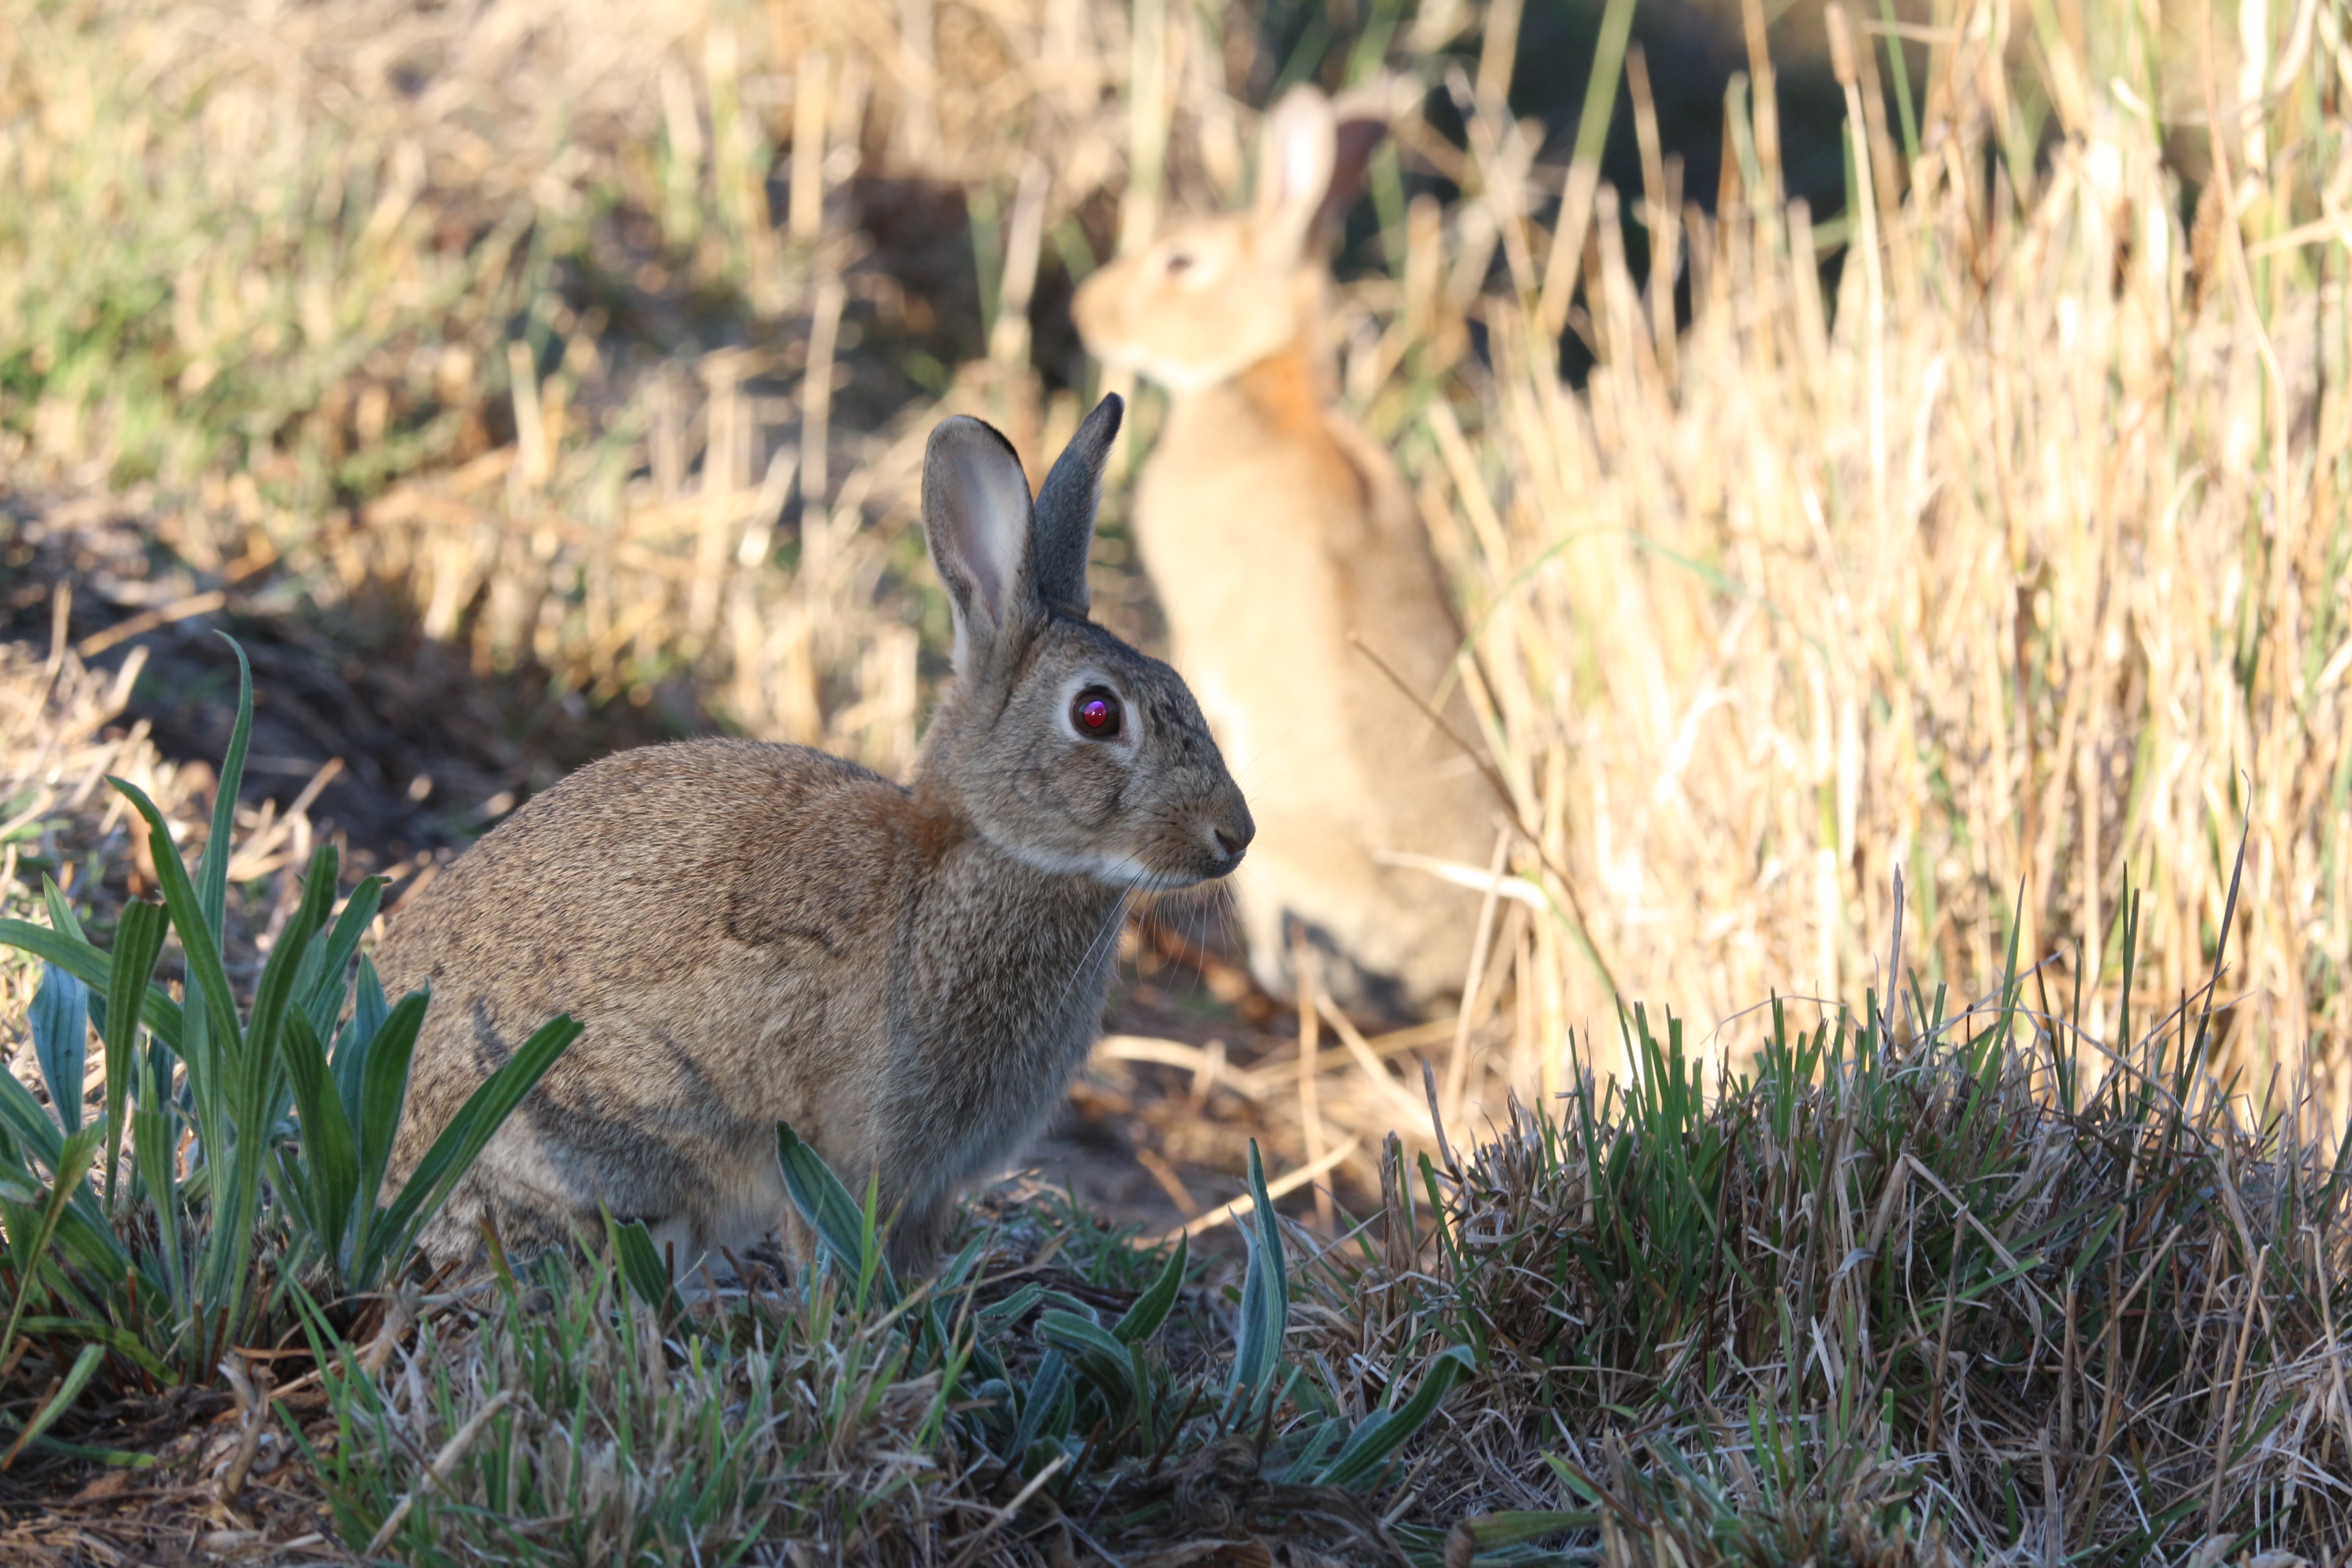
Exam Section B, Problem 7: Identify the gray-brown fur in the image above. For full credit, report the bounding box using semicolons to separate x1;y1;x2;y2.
374;396;1252;1273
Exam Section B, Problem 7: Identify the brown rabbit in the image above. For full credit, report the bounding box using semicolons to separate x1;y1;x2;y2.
374;395;1253;1273
1073;84;1493;1015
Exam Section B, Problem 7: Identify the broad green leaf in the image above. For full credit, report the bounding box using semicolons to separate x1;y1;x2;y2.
1113;1233;1188;1345
301;873;381;1039
0;921;183;1051
348;990;429;1266
1226;1139;1289;1422
1313;1343;1475;1490
1007;1349;1070;1458
976;1283;1043;1330
29;965;88;1137
372;1012;581;1281
335;960;390;1137
0;1071;64;1170
0;1124;104;1369
1037;1309;1139;1409
608;1213;685;1320
39;877;84;944
245;844;336;1073
132;1042;185;1330
14;1316;170;1382
281;1008;359;1274
775;1120;897;1306
108;778;241;1058
44;1199;133;1290
100;900;169;1205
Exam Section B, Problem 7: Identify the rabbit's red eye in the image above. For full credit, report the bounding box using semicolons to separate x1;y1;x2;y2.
1072;688;1123;739
1164;250;1194;275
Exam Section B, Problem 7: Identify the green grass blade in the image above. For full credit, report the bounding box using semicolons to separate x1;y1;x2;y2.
281;1007;360;1277
195;636;255;938
1037;1309;1140;1410
301;874;381;1038
345;990;429;1271
39;877;85;944
1225;1139;1290;1423
1112;1233;1188;1345
0;1075;68;1194
0;1124;104;1370
0;920;184;1051
30;964;88;1137
1;1342;108;1468
370;1012;581;1281
335;958;390;1134
246;845;338;1071
130;1039;186;1329
100;900;169;1209
776;1120;898;1305
1007;1349;1071;1461
108;778;242;1059
14;1316;169;1383
607;1213;685;1320
1313;1343;1475;1490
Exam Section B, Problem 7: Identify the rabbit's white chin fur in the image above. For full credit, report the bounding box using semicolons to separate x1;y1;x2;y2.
1000;839;1224;892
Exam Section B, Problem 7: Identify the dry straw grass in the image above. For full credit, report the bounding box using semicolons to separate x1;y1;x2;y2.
0;629;219;1010
1424;0;2352;1122
4;0;2349;1183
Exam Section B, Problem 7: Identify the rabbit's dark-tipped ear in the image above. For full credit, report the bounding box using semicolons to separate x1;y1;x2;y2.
1030;394;1123;617
924;414;1036;671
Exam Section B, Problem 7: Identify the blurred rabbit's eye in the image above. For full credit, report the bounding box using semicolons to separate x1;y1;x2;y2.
1071;688;1123;739
1164;250;1194;276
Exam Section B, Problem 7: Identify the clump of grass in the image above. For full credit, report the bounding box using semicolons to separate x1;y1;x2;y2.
1296;888;2352;1562
0;643;572;1465
310;1131;1473;1562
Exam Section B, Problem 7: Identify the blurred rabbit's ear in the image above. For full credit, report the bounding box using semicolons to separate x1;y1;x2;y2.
924;415;1036;672
1030;394;1123;618
1254;86;1338;261
1318;76;1402;241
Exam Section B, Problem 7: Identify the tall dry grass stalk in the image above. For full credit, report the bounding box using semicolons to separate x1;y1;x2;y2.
1397;0;2351;1132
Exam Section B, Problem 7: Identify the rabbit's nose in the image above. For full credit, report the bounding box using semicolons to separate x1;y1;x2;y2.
1213;823;1251;858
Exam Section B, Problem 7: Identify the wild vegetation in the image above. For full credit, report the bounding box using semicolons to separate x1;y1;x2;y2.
1;0;2348;1558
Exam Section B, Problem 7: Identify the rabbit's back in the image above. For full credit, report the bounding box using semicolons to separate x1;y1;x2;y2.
376;740;917;1257
378;740;906;1027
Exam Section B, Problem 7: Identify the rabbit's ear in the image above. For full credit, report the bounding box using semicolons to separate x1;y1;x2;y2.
924;415;1036;671
1316;87;1394;242
1030;394;1123;617
1254;86;1337;262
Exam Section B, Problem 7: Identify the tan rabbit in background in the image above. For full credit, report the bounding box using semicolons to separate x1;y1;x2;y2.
1073;84;1493;1015
374;395;1254;1273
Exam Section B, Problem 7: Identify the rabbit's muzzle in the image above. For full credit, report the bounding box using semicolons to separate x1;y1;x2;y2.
1154;784;1253;889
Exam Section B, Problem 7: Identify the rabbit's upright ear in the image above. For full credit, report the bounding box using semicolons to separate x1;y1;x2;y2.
924;415;1037;672
1029;394;1123;618
1254;86;1339;262
1319;77;1399;242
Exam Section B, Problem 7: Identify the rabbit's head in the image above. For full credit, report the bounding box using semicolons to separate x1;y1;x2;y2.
1072;84;1390;392
916;394;1254;891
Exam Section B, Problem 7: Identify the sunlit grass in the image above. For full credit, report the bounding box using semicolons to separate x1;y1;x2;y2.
1;0;2348;1556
